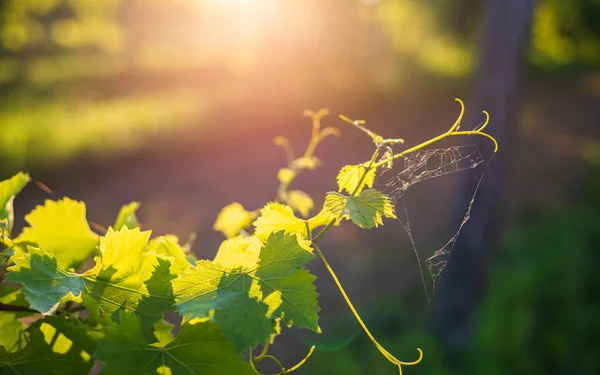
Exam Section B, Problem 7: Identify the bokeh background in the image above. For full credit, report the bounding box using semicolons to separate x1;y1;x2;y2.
1;0;599;374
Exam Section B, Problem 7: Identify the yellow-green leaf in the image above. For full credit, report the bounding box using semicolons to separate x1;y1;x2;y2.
336;164;376;195
114;202;140;230
308;208;337;229
0;172;30;236
286;190;314;218
253;202;307;240
0;314;96;375
213;235;261;269
254;202;334;240
324;189;396;229
173;231;319;352
147;235;192;273
0;285;33;353
213;202;255;238
15;198;99;270
7;228;175;341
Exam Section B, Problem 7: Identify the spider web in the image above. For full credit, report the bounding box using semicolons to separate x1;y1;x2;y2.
379;144;490;304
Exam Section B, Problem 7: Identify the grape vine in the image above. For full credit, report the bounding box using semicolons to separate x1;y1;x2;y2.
0;99;497;375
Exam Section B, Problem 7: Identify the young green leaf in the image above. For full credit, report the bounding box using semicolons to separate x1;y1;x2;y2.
336;164;376;195
7;228;175;339
213;202;255;238
324;189;396;229
146;235;192;273
113;201;140;230
253;202;307;240
95;312;254;375
0;285;32;353
286;190;315;218
14;198;99;270
0;172;30;236
253;202;334;240
213;235;261;269
151;319;175;347
0;315;96;375
173;231;320;352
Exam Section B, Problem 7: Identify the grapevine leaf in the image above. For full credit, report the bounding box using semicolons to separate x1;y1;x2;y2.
253;202;306;240
336;164;376;195
114;201;140;230
324;189;396;229
0;286;33;353
147;235;192;273
0;172;30;236
286;190;314;218
308;208;337;228
0;314;96;375
213;202;255;238
213;236;261;269
253;202;333;240
173;231;320;352
152;319;175;347
15;198;99;270
95;312;254;375
7;228;175;339
5;246;85;314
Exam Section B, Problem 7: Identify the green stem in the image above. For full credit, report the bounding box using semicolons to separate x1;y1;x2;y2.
255;355;285;373
312;244;422;368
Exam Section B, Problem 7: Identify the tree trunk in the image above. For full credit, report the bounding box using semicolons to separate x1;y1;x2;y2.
429;0;536;368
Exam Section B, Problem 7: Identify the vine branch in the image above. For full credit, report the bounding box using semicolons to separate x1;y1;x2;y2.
0;302;36;313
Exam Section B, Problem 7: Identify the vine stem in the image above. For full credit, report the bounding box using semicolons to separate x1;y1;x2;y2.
312;244;423;372
257;99;497;373
250;345;316;375
372;99;497;170
309;102;488;369
0;303;36;313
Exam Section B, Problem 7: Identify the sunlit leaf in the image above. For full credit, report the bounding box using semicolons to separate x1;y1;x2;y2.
113;201;140;230
336;164;376;195
324;189;396;229
173;231;320;352
0;285;33;353
213;202;255;238
213;235;261;269
286;190;314;218
0;314;96;375
151;319;175;347
0;172;30;236
308;208;337;229
147;235;192;273
95;312;254;375
254;202;306;240
15;198;99;270
254;202;335;240
7;228;175;340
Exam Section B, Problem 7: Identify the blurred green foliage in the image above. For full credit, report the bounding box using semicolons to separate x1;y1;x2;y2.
470;169;600;375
